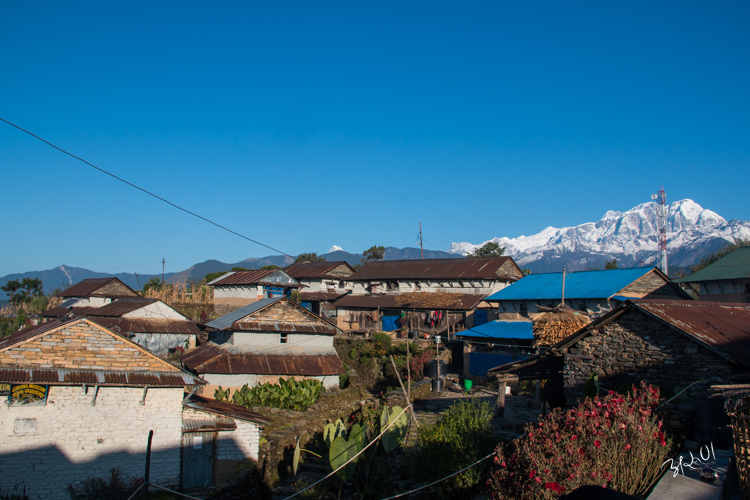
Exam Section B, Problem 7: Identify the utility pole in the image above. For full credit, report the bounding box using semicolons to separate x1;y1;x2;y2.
651;186;669;274
419;222;424;260
162;258;165;284
560;267;566;308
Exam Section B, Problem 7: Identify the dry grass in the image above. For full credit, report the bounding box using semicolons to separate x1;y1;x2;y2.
142;282;214;321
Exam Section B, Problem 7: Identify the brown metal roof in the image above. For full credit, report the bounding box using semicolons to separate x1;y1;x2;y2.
88;317;201;335
230;320;339;335
0;367;203;387
182;342;345;376
333;293;487;311
209;270;300;287
347;257;520;281
186;394;270;425
299;292;347;302
632;299;750;367
284;262;355;279
56;278;139;298
41;307;72;318
82;298;157;317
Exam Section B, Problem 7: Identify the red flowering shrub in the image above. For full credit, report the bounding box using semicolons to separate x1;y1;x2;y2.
409;349;434;381
487;382;673;499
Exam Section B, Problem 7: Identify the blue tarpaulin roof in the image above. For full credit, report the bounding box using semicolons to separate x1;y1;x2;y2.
484;267;655;302
456;320;534;340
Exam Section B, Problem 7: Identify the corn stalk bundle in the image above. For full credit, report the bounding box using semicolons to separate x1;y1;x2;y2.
393;292;467;309
532;311;590;347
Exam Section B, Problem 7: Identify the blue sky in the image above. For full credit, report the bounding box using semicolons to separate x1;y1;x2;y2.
2;1;749;277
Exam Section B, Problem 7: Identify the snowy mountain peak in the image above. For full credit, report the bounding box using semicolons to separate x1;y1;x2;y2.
328;245;344;253
449;199;750;272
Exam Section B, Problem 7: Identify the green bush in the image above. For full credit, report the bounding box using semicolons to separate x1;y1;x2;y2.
339;363;350;389
216;377;324;411
412;399;495;499
372;332;392;355
67;468;142;500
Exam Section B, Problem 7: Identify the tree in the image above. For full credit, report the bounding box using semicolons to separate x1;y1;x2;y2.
142;277;166;293
294;253;326;264
604;259;619;270
2;278;44;305
466;241;505;258
259;265;281;270
362;245;385;262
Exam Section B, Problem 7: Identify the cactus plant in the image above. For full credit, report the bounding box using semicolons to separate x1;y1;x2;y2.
380;405;408;453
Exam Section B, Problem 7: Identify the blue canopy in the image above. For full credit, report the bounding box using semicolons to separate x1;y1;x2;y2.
456;320;534;340
484;267;655;302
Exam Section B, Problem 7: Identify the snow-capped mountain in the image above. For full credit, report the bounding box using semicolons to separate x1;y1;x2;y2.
328;245;344;253
449;200;750;273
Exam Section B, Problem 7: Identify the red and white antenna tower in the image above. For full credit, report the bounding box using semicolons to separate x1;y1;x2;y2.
651;186;668;274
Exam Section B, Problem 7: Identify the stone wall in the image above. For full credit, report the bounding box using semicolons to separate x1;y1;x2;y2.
0;386;183;500
0;320;172;372
94;280;139;298
562;308;744;403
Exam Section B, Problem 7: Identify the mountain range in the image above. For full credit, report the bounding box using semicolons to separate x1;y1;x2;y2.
448;199;750;273
3;199;748;300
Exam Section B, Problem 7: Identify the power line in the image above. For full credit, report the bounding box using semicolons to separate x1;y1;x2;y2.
1;117;293;258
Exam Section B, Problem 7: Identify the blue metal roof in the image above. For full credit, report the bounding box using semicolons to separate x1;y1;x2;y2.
456;320;534;340
484;267;655;302
205;297;284;330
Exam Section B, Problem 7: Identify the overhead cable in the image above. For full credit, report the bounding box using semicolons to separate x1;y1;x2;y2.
0;117;293;258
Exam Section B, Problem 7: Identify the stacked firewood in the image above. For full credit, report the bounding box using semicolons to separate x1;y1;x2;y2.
532;311;590;346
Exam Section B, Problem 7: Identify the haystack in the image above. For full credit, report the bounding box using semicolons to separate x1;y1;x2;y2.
531;308;590;347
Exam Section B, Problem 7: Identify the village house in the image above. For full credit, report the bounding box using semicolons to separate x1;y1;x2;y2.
345;257;522;296
181;297;345;396
484;267;691;316
75;298;201;354
0;317;268;498
334;257;523;335
489;299;750;408
675;246;750;303
207;269;301;311
0;317;201;499
50;277;140;309
282;261;354;315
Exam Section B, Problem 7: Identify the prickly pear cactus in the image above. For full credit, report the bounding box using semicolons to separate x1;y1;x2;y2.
380;405;408;453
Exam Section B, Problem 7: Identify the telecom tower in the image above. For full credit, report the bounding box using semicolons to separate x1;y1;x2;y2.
651;186;668;274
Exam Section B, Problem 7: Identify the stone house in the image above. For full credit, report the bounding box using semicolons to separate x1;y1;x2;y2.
53;277;140;308
207;270;301;311
489;299;750;407
0;317;204;500
484;267;691;317
283;261;355;316
181;297;345;396
676;246;750;303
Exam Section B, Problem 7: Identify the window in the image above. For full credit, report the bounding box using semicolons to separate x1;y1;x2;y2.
519;303;528;317
280;333;288;344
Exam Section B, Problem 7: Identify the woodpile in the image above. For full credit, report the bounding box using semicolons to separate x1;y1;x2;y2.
532;311;590;346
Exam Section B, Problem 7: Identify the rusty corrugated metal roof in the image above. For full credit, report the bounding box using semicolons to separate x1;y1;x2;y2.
0;367;203;386
41;307;72;318
284;262;355;279
56;278;139;298
82;298;157;317
186;394;270;425
633;299;750;367
333;293;486;311
183;417;237;432
230;321;338;335
209;270;300;287
88;317;201;335
347;257;520;281
182;342;345;376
